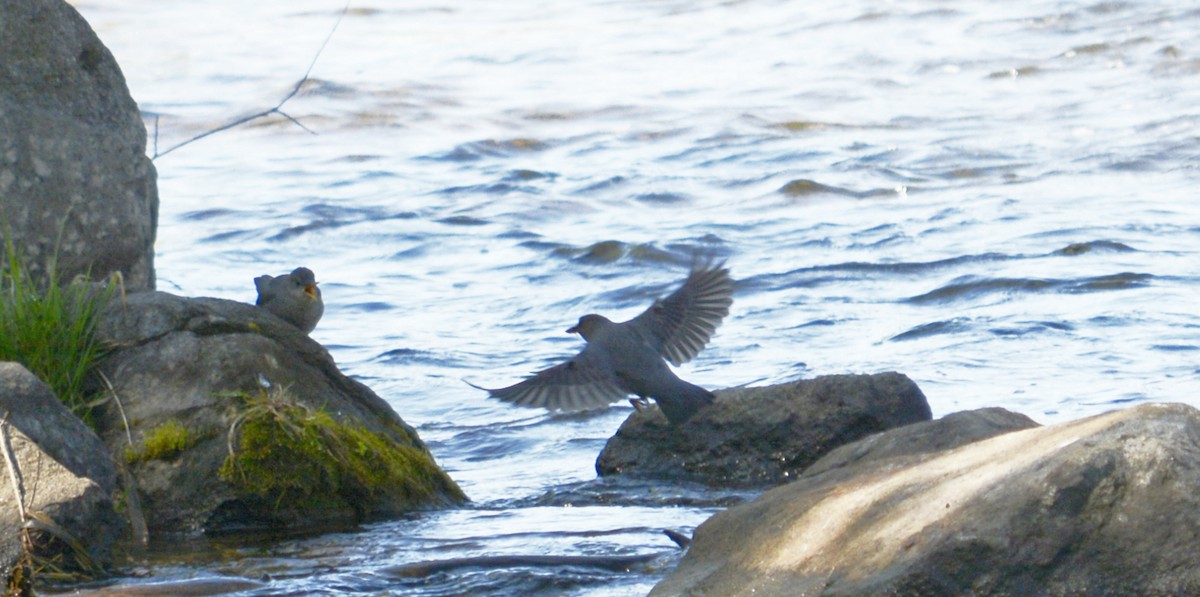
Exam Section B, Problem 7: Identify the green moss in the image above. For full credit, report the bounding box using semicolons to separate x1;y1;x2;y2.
219;389;464;516
127;419;193;463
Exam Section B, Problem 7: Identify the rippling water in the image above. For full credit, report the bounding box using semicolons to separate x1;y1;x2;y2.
65;0;1200;594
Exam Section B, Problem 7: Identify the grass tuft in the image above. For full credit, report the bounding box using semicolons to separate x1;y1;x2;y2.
0;234;111;423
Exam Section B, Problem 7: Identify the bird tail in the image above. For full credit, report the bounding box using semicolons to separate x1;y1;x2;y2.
656;381;714;425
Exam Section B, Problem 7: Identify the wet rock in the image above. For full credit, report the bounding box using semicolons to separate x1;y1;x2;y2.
652;403;1200;596
93;291;466;535
0;363;122;581
596;372;932;486
0;0;158;290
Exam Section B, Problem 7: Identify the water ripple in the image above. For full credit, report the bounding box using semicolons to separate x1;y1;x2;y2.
906;273;1155;304
423;138;550;162
81;0;1200;594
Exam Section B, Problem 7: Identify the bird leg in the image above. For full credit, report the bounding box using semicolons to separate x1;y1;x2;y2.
630;396;650;412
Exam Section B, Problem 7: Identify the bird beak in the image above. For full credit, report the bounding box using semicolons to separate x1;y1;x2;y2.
304;283;318;298
566;325;579;334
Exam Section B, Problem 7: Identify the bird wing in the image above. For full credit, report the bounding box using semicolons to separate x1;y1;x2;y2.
626;261;733;366
473;345;629;411
253;275;276;306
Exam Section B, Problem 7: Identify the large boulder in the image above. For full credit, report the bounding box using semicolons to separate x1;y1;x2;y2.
0;0;157;290
802;406;1040;477
596;372;932;486
652;403;1200;596
92;291;466;535
0;362;122;583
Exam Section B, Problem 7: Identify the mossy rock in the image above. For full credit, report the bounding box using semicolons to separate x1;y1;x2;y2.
212;389;465;532
94;290;466;535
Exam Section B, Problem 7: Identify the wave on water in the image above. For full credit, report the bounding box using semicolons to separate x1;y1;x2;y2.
267;204;417;241
527;239;731;267
373;347;467;367
421;138;551;162
753;241;1141;287
377;554;664;597
1151;344;1199;352
450;430;541;464
506;477;755;510
905;272;1154;304
888;317;974;342
778;178;900;199
890;317;1077;342
437;182;544;196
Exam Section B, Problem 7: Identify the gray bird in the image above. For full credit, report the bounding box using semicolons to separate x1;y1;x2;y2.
475;261;733;425
254;267;324;334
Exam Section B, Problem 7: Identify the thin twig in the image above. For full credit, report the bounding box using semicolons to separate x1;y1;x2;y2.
152;1;351;160
227;412;247;462
117;463;149;547
0;412;27;523
24;511;98;571
96;371;150;546
97;371;133;448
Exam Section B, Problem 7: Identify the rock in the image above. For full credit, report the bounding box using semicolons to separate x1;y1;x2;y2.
0;0;158;290
802;406;1040;477
651;403;1200;596
0;362;122;581
92;291;466;535
596;372;932;486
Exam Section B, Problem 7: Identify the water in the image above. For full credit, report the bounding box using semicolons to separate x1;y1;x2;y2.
60;0;1200;594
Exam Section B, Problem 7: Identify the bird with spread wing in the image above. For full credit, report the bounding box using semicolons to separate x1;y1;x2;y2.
472;261;733;425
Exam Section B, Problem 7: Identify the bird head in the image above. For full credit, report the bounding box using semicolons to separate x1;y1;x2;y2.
567;314;611;341
289;267;320;299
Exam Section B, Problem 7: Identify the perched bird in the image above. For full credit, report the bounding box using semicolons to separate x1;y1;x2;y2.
254;267;324;334
475;261;733;425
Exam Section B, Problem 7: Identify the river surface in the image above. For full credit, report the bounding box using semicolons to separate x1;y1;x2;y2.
60;0;1200;594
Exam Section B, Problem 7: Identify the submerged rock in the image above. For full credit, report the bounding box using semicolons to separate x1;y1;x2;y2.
0;363;122;583
93;291;465;535
596;372;932;486
652;403;1200;596
0;0;158;291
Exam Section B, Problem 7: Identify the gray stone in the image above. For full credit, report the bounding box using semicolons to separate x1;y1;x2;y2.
803;406;1040;477
652;403;1200;596
596;372;932;486
0;0;158;290
93;291;466;535
0;362;116;491
0;362;121;579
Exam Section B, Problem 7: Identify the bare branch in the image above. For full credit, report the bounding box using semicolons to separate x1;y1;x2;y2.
96;371;133;448
0;412;27;523
152;1;351;160
276;110;318;135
